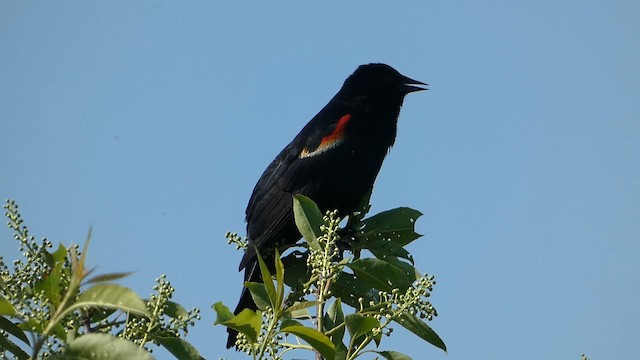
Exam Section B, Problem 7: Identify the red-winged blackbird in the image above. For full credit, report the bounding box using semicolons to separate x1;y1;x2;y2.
227;63;426;348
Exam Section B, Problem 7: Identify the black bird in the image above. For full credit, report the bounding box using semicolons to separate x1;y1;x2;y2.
227;63;426;348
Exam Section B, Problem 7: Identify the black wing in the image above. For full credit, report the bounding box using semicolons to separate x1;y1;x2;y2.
240;108;353;270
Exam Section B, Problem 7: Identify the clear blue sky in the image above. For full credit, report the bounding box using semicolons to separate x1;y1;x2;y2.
1;1;639;359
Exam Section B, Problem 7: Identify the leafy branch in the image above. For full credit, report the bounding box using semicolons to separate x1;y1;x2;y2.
0;199;202;360
215;195;445;359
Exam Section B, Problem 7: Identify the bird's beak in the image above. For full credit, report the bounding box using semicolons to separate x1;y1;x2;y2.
401;75;429;93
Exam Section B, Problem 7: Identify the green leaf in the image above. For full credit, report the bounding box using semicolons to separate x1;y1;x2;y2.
283;300;321;321
244;282;271;311
335;343;348;360
292;194;323;251
213;303;261;344
325;299;345;330
52;243;68;263
19;319;45;334
212;301;234;323
69;284;148;316
0;316;29;345
366;238;413;263
0;295;16;316
325;299;346;354
56;333;153;360
287;307;312;320
331;272;378;309
280;325;335;360
34;266;63;306
255;250;277;309
157;336;204;360
0;335;29;360
88;308;117;323
361;207;423;247
279;318;304;329
347;258;413;293
285;300;321;314
361;207;422;235
384;256;420;284
275;249;285;308
85;272;134;284
345;313;379;342
165;300;189;319
375;350;413;360
394;312;446;352
281;250;311;290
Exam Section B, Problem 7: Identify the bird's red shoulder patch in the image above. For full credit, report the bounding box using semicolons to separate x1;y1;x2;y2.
300;114;351;159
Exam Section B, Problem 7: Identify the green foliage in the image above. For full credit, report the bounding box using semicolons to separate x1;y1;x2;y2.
215;194;445;359
2;191;446;360
0;199;202;359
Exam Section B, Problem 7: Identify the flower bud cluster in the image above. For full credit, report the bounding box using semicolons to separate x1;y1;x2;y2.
305;210;342;294
122;275;201;347
225;231;248;250
1;200;66;353
235;306;284;359
375;274;438;326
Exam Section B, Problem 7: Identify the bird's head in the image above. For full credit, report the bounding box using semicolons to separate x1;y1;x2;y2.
342;63;428;100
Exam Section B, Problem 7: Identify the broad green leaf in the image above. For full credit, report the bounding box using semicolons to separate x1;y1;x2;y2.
245;282;271;311
325;299;346;353
345;313;379;342
213;304;261;344
280;325;335;360
281;250;310;290
361;207;423;247
394;312;446;352
335;342;348;360
292;194;323;251
89;308;117;323
361;207;422;235
326;299;345;329
255;250;277;309
288;307;312;320
19;319;45;334
384;256;420;284
165;300;189;319
52;243;67;263
57;333;153;360
212;301;234;323
347;258;413;293
0;335;29;360
70;284;148;316
279;318;304;329
366;239;413;263
85;272;133;284
375;350;413;360
0;316;29;345
157;336;204;360
331;272;378;309
285;300;321;314
0;295;16;316
34;266;63;306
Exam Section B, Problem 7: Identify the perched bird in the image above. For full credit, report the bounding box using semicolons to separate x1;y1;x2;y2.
227;63;426;348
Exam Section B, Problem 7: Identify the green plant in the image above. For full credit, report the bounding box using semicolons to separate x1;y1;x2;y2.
0;199;201;359
216;195;445;359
